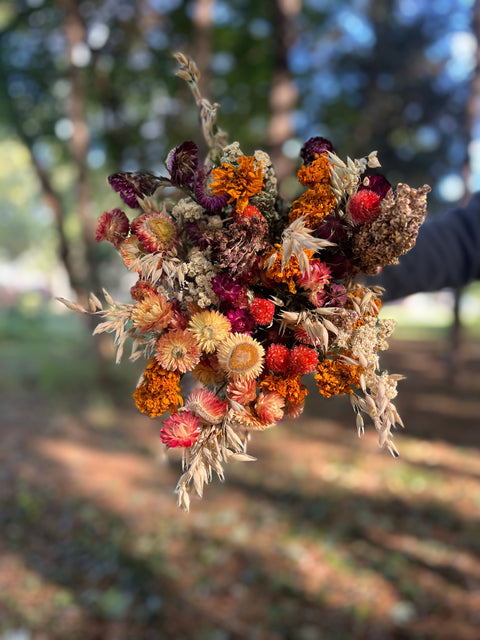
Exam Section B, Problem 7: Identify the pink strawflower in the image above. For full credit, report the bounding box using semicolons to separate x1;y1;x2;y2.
255;392;285;423
131;211;176;253
285;400;305;419
95;208;130;248
227;378;257;405
185;389;228;424
290;345;318;375
160;411;200;448
297;260;331;290
266;343;291;374
249;298;275;325
348;189;381;225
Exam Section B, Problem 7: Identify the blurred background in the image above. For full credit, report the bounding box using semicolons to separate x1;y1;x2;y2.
1;0;480;638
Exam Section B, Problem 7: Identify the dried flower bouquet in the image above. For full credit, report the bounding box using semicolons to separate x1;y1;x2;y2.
59;53;430;510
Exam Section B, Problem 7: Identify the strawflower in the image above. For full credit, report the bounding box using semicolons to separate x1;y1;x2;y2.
160;411;200;448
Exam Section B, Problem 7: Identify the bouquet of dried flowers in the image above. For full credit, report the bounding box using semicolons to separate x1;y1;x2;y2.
59;53;430;510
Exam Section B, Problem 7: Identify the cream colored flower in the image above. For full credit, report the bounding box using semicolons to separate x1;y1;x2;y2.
217;333;265;380
188;310;231;353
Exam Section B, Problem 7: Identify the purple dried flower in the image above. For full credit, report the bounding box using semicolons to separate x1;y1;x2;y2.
300;136;336;166
211;273;242;303
185;221;211;250
359;174;392;200
316;214;348;244
326;283;347;307
226;308;255;334
166;141;199;187
195;168;229;213
108;171;160;208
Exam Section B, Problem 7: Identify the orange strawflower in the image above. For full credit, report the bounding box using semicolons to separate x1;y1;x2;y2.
259;372;309;405
289;182;336;228
133;359;182;417
315;359;360;398
210;155;264;213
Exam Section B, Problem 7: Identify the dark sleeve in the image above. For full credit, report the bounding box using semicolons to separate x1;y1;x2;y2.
366;192;480;302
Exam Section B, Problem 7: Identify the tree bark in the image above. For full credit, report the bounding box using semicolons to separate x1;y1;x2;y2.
267;0;301;190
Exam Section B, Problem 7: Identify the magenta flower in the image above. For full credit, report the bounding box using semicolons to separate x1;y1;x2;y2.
194;168;229;212
226;308;255;334
166;141;199;187
359;174;392;200
211;273;242;303
300;136;336;166
108;171;160;208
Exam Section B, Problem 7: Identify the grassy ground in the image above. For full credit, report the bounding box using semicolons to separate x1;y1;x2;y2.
1;304;480;640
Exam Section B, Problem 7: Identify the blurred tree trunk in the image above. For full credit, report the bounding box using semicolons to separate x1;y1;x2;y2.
267;0;300;190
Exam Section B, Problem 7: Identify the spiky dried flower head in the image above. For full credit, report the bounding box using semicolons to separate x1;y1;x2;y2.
133;360;182;417
217;333;265;380
249;298;275;326
130;279;156;301
290;345;319;375
348;189;381;225
266;343;291;374
95;208;130;248
132;211;177;253
210;155;264;212
160;411;200;448
185;388;228;424
154;329;201;373
131;292;173;334
188;310;231;353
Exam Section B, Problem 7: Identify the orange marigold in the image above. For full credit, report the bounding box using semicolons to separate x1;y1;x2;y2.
133;359;182;417
289;183;336;228
314;359;360;398
263;244;313;294
210;155;264;213
297;155;332;187
259;373;309;405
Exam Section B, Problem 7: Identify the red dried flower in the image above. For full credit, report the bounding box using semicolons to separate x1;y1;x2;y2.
95;208;130;248
266;343;290;374
348;189;381;225
160;411;200;448
249;298;275;325
290;345;319;375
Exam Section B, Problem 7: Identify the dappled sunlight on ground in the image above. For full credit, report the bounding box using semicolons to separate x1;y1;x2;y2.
1;329;480;639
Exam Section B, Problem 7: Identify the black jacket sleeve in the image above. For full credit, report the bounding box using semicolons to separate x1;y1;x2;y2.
366;193;480;302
